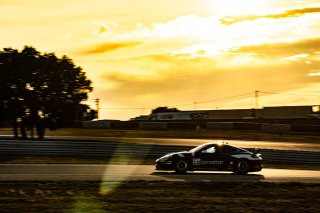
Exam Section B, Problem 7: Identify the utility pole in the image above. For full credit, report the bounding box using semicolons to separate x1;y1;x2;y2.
255;90;259;109
95;98;100;120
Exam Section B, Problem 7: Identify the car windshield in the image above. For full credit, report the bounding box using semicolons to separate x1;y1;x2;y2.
189;143;213;153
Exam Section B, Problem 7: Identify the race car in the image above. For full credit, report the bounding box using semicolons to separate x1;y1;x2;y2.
155;142;263;175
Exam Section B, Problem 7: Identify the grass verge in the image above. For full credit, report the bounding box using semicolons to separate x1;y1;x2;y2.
0;181;319;212
2;128;320;143
45;128;320;143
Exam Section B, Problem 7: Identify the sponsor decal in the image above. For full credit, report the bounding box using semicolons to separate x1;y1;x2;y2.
189;112;208;120
193;158;223;166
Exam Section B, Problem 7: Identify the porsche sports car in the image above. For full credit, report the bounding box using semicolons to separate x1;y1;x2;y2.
155;142;263;175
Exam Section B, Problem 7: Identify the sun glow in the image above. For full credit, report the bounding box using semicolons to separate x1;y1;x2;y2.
209;0;271;16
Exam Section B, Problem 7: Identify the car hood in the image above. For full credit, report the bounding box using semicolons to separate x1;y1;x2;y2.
158;151;190;159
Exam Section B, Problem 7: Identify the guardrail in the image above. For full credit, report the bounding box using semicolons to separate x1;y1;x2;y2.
0;139;319;165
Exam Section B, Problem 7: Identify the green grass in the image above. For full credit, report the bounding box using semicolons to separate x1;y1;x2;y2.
0;181;319;212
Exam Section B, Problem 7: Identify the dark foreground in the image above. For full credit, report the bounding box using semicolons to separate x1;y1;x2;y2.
0;181;319;212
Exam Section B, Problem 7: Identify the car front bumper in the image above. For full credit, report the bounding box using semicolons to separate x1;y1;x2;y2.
250;161;263;172
155;161;174;170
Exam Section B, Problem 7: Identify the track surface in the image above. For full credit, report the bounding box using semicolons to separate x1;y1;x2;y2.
0;164;319;182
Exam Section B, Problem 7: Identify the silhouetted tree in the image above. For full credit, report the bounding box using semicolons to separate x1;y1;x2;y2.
77;104;97;121
0;46;93;139
151;106;180;114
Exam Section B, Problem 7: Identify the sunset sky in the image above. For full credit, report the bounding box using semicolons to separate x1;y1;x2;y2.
1;0;320;120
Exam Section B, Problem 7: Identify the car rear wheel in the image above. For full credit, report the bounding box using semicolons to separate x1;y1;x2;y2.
174;159;189;174
234;160;250;175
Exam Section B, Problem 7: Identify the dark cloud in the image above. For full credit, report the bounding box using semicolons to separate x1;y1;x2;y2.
80;41;141;54
221;7;320;25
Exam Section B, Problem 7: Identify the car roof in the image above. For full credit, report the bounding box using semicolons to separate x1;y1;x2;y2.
195;142;250;153
190;142;230;151
200;142;230;146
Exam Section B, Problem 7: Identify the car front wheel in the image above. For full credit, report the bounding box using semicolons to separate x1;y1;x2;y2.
174;159;189;174
233;160;250;175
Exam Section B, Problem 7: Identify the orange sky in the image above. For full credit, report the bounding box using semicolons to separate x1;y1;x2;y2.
1;0;320;120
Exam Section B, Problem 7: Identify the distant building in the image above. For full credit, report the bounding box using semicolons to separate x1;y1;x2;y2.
257;106;315;119
149;111;209;120
146;105;320;121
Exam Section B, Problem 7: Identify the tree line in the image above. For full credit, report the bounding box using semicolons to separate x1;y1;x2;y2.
0;46;94;139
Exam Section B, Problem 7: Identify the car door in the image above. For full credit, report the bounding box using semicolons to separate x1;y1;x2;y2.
214;145;233;170
193;144;223;170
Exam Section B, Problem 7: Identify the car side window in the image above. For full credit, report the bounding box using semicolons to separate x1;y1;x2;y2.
202;146;216;153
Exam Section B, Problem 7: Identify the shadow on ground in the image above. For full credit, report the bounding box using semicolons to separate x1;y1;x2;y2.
151;171;265;182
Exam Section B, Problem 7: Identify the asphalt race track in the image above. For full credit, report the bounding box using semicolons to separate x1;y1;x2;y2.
0;164;319;182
